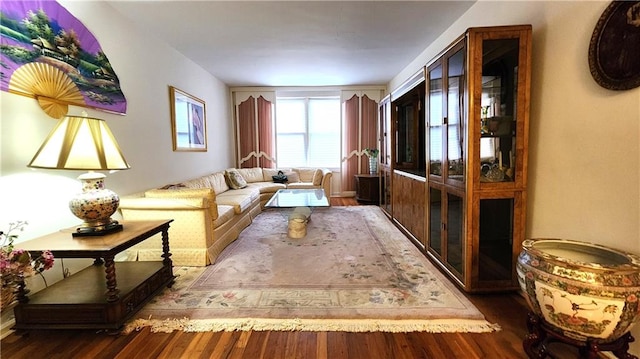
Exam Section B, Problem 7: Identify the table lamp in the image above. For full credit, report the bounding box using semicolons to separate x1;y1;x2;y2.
28;115;130;237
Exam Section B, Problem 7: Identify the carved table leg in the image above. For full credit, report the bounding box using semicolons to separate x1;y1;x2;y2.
15;274;30;304
160;227;175;287
103;255;120;302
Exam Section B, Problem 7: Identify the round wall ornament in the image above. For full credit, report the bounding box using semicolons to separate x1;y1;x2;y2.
588;1;640;91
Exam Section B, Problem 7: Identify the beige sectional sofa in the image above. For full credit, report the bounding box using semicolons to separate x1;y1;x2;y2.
118;167;332;266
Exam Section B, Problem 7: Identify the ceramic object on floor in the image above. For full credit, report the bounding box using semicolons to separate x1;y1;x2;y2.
517;238;640;343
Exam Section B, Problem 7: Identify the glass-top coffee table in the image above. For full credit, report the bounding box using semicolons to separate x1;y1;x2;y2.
264;189;329;238
265;188;329;208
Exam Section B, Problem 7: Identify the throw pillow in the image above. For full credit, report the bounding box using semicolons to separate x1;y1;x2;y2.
225;169;248;189
312;169;323;186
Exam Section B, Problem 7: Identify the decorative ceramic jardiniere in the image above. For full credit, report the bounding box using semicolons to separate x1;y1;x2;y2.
517;238;640;343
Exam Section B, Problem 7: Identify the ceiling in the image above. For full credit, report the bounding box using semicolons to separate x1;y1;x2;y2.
108;1;475;87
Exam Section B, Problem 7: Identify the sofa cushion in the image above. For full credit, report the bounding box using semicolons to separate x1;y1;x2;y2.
225;169;248;189
182;176;213;189
213;205;235;229
287;182;320;190
246;182;286;193
312;169;323;186
206;172;230;194
237;167;264;183
216;189;258;214
284;171;300;183
294;168;317;182
144;187;218;219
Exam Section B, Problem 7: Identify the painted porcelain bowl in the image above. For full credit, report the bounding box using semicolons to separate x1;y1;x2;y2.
517;238;640;343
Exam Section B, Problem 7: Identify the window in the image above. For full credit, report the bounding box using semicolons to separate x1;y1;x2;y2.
275;96;340;168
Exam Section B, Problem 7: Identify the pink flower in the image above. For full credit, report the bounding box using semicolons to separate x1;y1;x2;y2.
627;294;638;303
1;221;54;288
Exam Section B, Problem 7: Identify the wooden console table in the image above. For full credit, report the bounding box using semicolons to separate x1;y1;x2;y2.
12;220;174;332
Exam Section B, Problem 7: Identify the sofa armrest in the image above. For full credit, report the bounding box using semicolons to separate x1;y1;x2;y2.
120;197;218;220
320;169;332;200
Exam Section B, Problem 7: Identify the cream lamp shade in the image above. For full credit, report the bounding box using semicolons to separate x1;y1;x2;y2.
28;115;130;236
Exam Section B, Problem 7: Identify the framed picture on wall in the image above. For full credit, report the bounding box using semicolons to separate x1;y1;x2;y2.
169;86;207;151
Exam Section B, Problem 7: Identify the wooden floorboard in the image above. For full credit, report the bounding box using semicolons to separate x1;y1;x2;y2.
2;197;588;358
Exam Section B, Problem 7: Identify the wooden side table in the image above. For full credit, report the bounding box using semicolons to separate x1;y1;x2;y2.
355;174;380;204
12;220;174;332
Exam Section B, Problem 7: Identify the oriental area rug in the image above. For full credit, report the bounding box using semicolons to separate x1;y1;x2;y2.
122;206;500;334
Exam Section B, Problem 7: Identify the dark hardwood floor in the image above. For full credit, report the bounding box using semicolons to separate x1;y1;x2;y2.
1;198;581;358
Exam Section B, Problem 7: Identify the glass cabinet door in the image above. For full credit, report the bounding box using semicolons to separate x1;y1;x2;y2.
478;197;514;281
428;186;442;256
397;104;415;166
446;48;465;185
479;38;519;183
445;192;464;278
428;63;443;179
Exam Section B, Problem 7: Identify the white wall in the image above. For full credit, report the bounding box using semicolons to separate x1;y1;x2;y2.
1;1;234;239
391;0;640;353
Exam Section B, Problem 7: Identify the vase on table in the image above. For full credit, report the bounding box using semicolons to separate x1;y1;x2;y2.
368;156;378;174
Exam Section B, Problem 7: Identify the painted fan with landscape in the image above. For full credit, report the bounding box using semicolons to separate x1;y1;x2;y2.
0;0;126;118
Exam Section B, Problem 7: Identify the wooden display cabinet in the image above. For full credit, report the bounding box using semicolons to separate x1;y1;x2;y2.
426;25;532;292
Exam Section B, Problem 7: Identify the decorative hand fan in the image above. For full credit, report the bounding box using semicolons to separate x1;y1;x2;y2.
0;1;127;116
9;62;85;119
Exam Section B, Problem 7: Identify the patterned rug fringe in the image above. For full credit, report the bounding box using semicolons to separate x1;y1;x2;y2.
122;317;501;334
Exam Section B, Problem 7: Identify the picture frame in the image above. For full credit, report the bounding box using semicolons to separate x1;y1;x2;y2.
169;86;207;151
588;1;640;91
